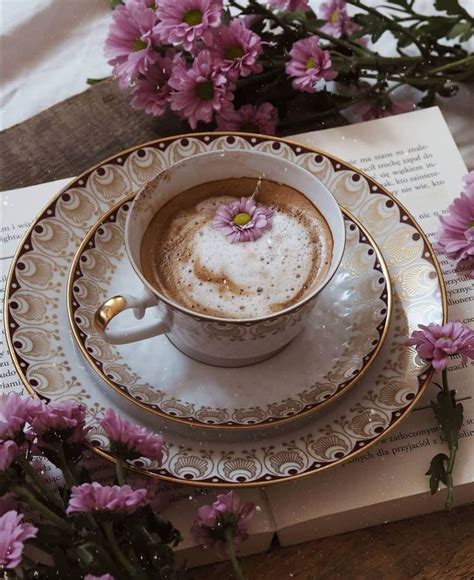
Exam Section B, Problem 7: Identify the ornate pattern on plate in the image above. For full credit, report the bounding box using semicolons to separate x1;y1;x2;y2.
5;133;446;486
68;202;392;429
68;202;391;428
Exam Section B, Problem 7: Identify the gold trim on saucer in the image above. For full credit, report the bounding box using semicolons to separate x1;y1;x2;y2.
66;196;392;430
4;131;447;488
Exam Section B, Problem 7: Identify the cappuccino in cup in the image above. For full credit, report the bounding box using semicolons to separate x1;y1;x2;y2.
140;177;333;319
94;148;345;367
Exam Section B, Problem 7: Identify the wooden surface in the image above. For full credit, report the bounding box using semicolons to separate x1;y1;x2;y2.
1;82;473;579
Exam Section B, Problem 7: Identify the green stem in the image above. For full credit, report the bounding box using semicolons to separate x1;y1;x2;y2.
103;520;136;577
248;0;293;34
427;55;474;76
116;457;127;485
57;445;77;489
225;529;245;580
346;0;427;55
441;369;457;510
311;27;370;56
445;443;458;510
13;486;70;530
75;542;123;579
359;73;444;86
16;455;63;510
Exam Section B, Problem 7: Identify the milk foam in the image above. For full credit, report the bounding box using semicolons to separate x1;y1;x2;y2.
141;179;333;319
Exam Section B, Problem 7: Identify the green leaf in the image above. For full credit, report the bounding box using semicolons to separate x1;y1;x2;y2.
354;13;387;42
87;77;108;86
416;17;457;40
434;0;468;16
447;21;474;41
431;388;464;447
426;453;449;495
385;0;410;6
110;0;123;8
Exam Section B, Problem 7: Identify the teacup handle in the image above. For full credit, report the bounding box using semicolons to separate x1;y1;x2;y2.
94;288;169;345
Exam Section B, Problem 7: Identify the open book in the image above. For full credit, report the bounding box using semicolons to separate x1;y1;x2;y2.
1;107;473;568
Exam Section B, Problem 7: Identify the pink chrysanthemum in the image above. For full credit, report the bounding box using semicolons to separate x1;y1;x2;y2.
192;491;255;557
0;393;40;440
285;37;337;93
31;400;89;446
98;409;164;463
320;0;357;37
130;50;175;117
105;1;159;90
435;172;474;274
168;51;232;129
205;19;263;80
268;0;309;12
216;103;278;134
406;322;474;371
352;98;415;121
212;195;274;243
85;574;115;580
128;476;170;513
0;511;38;570
66;483;148;516
155;0;222;51
463;171;474;196
0;440;20;472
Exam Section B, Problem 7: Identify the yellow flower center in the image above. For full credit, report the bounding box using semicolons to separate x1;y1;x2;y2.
233;212;252;226
183;9;202;26
134;38;147;51
225;45;245;60
468;219;474;228
306;57;315;69
330;10;339;23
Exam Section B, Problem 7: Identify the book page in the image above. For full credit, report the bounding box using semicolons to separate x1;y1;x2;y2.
267;107;474;545
0;181;275;567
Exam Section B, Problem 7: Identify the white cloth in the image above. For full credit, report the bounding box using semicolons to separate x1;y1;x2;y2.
1;0;111;129
1;0;473;166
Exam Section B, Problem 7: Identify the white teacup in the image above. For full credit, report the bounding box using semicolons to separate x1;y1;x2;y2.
94;149;345;367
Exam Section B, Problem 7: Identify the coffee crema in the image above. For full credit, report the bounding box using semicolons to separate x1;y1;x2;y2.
140;177;333;319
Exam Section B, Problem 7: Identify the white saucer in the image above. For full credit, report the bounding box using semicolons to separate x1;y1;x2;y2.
68;201;391;429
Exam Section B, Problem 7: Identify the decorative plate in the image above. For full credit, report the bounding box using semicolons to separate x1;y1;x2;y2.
67;199;391;429
5;133;446;487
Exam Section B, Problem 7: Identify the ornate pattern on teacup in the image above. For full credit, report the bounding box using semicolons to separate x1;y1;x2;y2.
5;133;445;486
68;202;391;429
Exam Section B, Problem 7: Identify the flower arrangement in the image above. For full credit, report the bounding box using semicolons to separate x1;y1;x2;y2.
405;170;474;509
0;394;254;578
406;321;474;509
100;0;474;133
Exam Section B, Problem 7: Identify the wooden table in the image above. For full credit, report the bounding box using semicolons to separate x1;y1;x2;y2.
1;81;473;579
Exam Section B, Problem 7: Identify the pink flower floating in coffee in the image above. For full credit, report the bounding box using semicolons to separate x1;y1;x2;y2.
212;195;274;243
406;321;474;371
